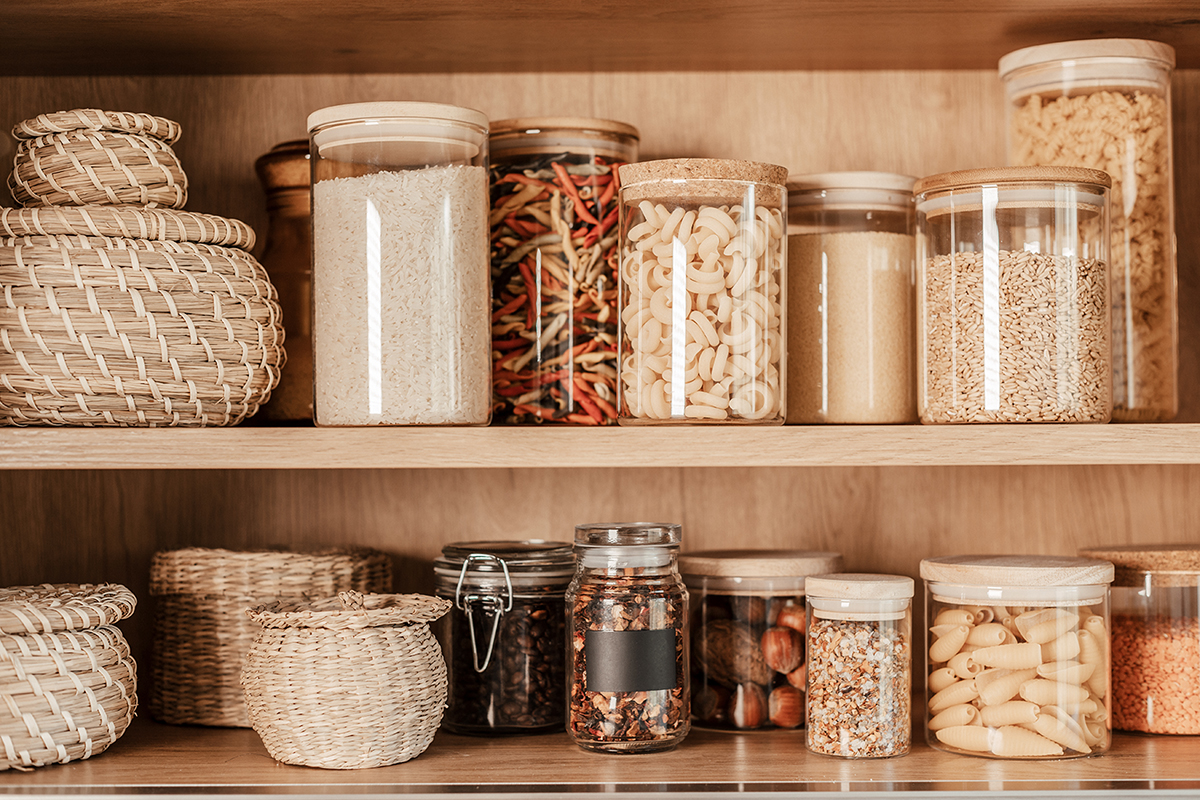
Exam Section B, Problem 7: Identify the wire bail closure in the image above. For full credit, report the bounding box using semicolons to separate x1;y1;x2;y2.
454;553;514;673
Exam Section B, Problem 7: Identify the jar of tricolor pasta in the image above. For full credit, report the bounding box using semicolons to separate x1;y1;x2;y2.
920;555;1115;759
617;159;788;424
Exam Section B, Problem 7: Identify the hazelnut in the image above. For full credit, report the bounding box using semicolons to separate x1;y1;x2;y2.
731;596;766;625
729;682;767;729
786;663;807;689
692;684;729;722
769;685;804;729
775;603;807;633
761;626;803;674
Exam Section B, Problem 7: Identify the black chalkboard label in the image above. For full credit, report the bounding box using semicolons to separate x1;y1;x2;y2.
584;628;677;693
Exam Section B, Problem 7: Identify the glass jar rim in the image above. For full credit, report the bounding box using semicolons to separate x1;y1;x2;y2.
574;522;681;548
307;101;487;133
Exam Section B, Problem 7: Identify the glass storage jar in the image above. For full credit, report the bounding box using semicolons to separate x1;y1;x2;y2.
434;540;574;735
255;140;313;422
1000;39;1177;422
786;172;916;424
679;549;843;730
617;159;788;424
567;522;689;753
914;166;1112;423
308;101;491;426
920;555;1115;759
488;118;639;426
805;573;913;758
1079;544;1200;734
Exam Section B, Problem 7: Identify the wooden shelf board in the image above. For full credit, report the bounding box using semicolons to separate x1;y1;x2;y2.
3;721;1198;796
2;1;1199;75
1;424;1199;470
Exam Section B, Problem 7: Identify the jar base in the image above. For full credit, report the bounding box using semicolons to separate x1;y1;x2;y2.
571;738;683;754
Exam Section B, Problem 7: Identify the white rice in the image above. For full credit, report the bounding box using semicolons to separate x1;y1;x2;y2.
312;166;490;425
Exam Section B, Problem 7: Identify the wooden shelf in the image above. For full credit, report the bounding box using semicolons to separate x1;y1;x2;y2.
1;424;1199;470
3;1;1200;75
3;720;1197;796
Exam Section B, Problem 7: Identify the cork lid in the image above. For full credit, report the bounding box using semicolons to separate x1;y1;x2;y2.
920;555;1114;587
255;140;310;192
1079;544;1200;587
621;158;787;188
680;550;843;578
913;166;1111;196
805;573;914;600
999;38;1176;79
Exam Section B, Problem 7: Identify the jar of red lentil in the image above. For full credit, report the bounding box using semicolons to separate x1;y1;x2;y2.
1079;544;1200;734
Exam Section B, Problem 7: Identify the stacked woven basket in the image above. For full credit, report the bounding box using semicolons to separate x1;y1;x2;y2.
0;584;138;771
0;108;285;426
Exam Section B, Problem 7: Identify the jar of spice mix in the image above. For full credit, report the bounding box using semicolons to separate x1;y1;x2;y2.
1079;545;1200;734
434;540;574;735
567;523;689;753
488;118;638;425
805;573;913;758
680;549;843;730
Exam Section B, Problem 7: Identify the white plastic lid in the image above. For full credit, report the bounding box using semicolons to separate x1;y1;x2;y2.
998;38;1176;80
787;171;916;194
307;101;488;132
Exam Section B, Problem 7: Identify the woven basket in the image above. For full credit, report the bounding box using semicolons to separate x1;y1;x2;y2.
149;548;392;728
0;230;283;426
242;591;450;769
0;584;138;771
0;206;255;250
9;109;186;209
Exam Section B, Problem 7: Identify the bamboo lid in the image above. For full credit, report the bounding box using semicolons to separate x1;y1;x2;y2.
307;101;487;132
999;38;1176;79
787;171;916;194
680;550;843;578
913;166;1111;196
489;117;639;141
920;555;1115;586
806;573;914;600
1079;544;1200;587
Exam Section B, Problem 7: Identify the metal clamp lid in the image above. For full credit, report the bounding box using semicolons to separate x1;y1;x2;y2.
454;553;514;673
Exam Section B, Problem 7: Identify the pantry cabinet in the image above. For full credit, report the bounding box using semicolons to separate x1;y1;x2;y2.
1;2;1199;795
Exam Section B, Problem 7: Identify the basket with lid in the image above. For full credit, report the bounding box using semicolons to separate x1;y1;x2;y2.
914;166;1112;423
1079;544;1200;734
241;591;450;769
433;539;574;734
679;549;843;730
1;583;137;771
148;546;392;727
920;555;1115;759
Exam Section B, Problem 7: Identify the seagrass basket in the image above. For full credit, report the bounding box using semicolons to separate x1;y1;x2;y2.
149;548;392;728
242;591;450;769
0;583;138;771
9;109;187;209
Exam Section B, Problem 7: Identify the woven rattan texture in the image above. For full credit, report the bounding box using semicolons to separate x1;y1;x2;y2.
242;592;449;769
13;109;182;145
10;130;187;209
149;549;392;728
0;207;255;250
0;584;136;635
0;234;284;426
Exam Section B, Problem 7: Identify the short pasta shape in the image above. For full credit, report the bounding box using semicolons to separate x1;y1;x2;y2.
979;700;1040;727
1018;678;1089;707
978;669;1038;707
935;725;992;753
1030;708;1090;754
929;678;980;714
1041;631;1080;663
990;725;1063;757
929;624;970;663
966;623;1009;647
971;642;1042;670
1015;608;1079;645
1036;660;1095;685
948;651;985;680
928;667;959;694
929;703;980;731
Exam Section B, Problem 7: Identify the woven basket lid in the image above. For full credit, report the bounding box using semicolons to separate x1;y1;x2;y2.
1079;544;1200;587
12;108;183;144
248;591;450;630
0;206;255;250
920;555;1114;586
149;547;391;596
806;573;914;600
680;550;843;578
0;583;136;634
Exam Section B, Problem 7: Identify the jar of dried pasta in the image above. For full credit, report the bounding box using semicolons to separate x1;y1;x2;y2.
1079;544;1200;735
914;167;1112;423
1000;39;1178;422
617;159;788;424
920;555;1115;759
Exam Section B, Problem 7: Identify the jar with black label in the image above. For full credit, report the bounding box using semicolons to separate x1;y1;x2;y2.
434;540;574;735
567;522;689;753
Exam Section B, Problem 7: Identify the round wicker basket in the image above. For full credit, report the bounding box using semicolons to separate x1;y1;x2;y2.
149;548;393;728
0;584;138;771
242;591;450;769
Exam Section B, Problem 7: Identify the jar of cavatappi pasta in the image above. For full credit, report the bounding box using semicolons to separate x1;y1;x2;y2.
920;555;1115;759
914;167;1112;423
1000;39;1178;422
617;159;787;424
1079;545;1200;735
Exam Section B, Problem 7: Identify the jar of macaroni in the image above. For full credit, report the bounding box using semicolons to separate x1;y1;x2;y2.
805;573;913;759
308;102;491;426
1000;40;1177;422
920;555;1115;759
617;159;788;424
786;172;916;424
567;522;689;753
914;166;1112;423
680;549;843;730
488;118;638;425
1079;544;1200;735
